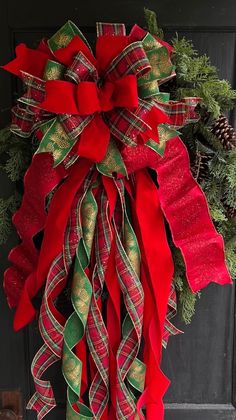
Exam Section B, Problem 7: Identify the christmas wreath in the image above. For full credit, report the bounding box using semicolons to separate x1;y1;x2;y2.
0;8;235;420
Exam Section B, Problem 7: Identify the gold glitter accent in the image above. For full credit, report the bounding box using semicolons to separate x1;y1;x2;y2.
141;71;152;81
50;124;70;149
54;32;72;48
158;125;171;144
52;148;62;161
147;49;172;80
43;143;54;153
129;360;145;389
81;199;97;254
146;80;158;92
97;138;127;176
38;142;63;162
102;146;120;173
142;33;162;51
73;273;90;318
45;66;62;80
139;80;159;95
124;220;140;277
149;53;162;78
62;353;82;384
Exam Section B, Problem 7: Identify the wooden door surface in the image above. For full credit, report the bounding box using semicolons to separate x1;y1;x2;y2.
0;1;236;419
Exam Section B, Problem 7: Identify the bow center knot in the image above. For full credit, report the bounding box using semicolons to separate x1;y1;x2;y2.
75;75;139;116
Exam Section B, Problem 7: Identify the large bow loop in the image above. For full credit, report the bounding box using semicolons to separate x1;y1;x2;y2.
3;20;187;167
65;51;98;84
40;75;139;116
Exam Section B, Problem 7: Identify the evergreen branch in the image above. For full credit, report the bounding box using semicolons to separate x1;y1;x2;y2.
145;9;236;324
144;7;164;39
0;192;21;244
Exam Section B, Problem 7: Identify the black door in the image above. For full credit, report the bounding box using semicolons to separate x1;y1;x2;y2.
0;1;236;419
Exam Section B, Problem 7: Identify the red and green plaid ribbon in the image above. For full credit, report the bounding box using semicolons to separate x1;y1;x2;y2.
62;179;99;420
113;179;144;418
27;173;94;419
86;190;111;418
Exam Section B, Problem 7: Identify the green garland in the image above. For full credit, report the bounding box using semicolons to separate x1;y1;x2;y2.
145;8;236;323
0;11;236;325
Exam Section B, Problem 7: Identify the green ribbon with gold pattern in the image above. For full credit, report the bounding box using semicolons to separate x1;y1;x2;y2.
62;184;98;419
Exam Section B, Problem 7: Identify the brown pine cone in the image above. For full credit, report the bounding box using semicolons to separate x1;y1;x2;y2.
211;114;236;150
224;204;236;219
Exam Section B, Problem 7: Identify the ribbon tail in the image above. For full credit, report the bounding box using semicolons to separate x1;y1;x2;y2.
3;152;66;320
78;114;110;162
134;169;174;419
13;158;92;330
2;43;50;78
155;137;232;292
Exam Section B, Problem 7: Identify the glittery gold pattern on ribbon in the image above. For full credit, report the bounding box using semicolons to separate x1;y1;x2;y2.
62;182;98;419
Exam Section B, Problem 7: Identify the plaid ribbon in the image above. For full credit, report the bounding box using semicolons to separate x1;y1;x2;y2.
62;246;91;418
96;22;126;37
7;19;182;170
9;23;153;168
162;283;183;348
86;190;111;418
27;173;94;419
155;97;201;129
11;104;49;138
62;182;98;420
114;179;144;418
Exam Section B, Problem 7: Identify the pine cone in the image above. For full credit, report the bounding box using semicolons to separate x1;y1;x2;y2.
224;204;236;219
191;151;209;183
211;114;236;150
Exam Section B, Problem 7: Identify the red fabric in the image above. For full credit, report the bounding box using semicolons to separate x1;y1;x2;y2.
96;36;128;74
2;44;50;78
102;176;120;414
76;337;88;396
134;169;173;419
53;35;96;67
2;24;232;420
122;136;232;293
36;159;92;289
78;114;110;162
4;153;66;310
37;38;54;57
40;80;78;115
155;137;232;292
140;106;170;143
40;75;138;115
13;158;92;330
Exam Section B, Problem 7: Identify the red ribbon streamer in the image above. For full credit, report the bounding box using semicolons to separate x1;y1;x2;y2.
155;137;232;292
13;158;92;331
4;153;66;310
122;136;232;293
134;169;173;419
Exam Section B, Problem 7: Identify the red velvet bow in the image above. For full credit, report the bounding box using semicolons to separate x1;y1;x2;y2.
39;75;138;115
3;33;152;163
